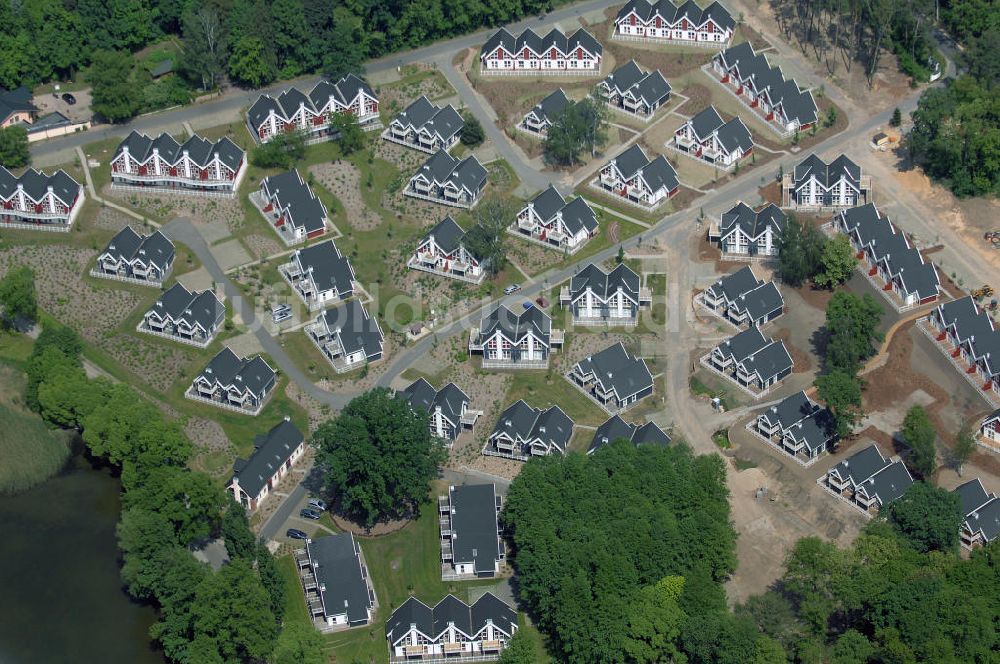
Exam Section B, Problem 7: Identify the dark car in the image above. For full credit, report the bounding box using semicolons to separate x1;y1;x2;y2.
299;508;321;520
61;93;77;105
286;528;308;540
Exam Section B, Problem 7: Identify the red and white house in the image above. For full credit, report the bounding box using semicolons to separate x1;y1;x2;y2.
594;144;679;209
246;75;380;144
110;131;246;198
0;166;84;231
614;0;735;47
480;27;603;75
981;410;1000;453
671;105;753;169
227;418;305;512
408;216;486;284
255;170;329;245
923;296;1000;408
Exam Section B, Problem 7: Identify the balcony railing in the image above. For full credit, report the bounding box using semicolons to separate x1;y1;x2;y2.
136;321;214;348
184;387;266;416
90;267;164;288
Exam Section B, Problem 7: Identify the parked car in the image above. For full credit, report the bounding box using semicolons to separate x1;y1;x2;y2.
504;284;521;295
307;498;327;511
272;310;293;324
299;508;321;520
271;303;291;315
61;93;77;105
286;528;308;540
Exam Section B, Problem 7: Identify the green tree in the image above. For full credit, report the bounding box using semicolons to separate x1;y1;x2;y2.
777;215;826;287
331;111;366;155
900;405;937;477
0;126;30;168
782;536;850;634
464;194;516;277
78;0;156;51
180;4;227;91
460;111;485;147
221;499;256;560
0;265;37;328
543;98;607;166
497;631;537;664
251;130;306;169
191;559;279;663
951;420;977;474
735;591;805;653
25;323;83;411
117;508;182;599
815;370;863;437
831;629;874;664
36;359;99;428
149;547;211;662
272;621;326;664
314;388;446;527
125;465;226;544
227;35;277;88
814;234;858;289
622;576;687;663
824;105;838;128
824;291;883;374
885;481;963;553
890;107;902;127
88;50;141;123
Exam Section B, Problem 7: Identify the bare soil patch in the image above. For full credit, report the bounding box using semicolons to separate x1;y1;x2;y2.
758;180;781;205
605;37;714;79
676;84;712;116
373;140;427;175
90;206;147;233
771;326;812;372
284;381;329;433
184;417;231;451
309;161;382;231
103;184;245;234
331;512;412;536
241;233;283;260
377;69;455;115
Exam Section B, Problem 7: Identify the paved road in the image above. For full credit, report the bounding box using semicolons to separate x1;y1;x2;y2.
30;0;624;166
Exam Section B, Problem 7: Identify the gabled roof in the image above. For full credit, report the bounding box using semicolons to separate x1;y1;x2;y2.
616;0;735;31
526;88;570;125
470;593;517;636
731;280;784;322
525;187;599;237
248;75;376;130
422;216;467;255
307;533;374;624
688;106;724;141
783;408;836;453
953;479;994;518
609;145;678;193
100;227;176;270
705;265;762;303
859;461;913;506
293;240;354;295
717;42;816;125
261;170;327;234
573;342;654;400
604;61;673;107
605;60;645;94
148;283;224;332
829;443;888;486
448;483;501;574
964;497;1000;542
413;150;488;194
0;166;81;206
492;400;574;451
588;415;670;453
394;96;464;142
759;390;816;430
740;340;793;381
114;130;245;171
198;347;276;398
793;152;861;189
482;27;603;58
399;378;470;428
570;262;641;301
386;593;517;644
231;418;304;498
719;202;786;240
479;305;551;343
318;300;384;359
611;144;653;181
716;116;754;153
527;185;568;221
716;326;769;362
0;86;37;123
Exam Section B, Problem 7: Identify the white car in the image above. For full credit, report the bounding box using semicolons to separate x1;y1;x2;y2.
504;284;521;295
272;310;293;324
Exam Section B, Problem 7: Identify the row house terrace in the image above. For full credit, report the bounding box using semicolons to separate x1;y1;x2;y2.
254;169;329;245
701;326;793;397
382;96;464;154
596;60;671;120
708;201;786;260
408;216;486;284
833;203;941;312
783;152;870;209
921;296;1000;408
438;483;504;580
671;105;753;170
513;185;598;253
405;149;488;209
614;0;735;47
953;478;1000;548
227;418;305;512
0;166;83;231
710;41;818;136
559;262;651;326
485;400;574;460
480;27;603;75
93;226;175;286
296;533;377;631
749;391;837;465
822;444;913;516
469;305;563;369
139;283;225;348
398;378;481;444
566;342;654;413
280;239;356;311
247;75;379;144
587;415;671;454
594;144;679;210
307;300;385;373
186;347;277;416
518;88;569;136
386;593;517;662
110;130;246;198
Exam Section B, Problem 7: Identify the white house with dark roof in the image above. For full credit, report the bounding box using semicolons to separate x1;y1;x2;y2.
596;60;671;120
559;262;651;326
438;483;504;579
924;296;1000;407
480;27;603;74
711;41;818;136
703;326;793;395
0;166;84;230
754;391;817;439
408;216;486;283
710;201;786;259
187;347;277;415
110;131;246;197
398;378;481;443
246;75;379;144
405;149;488;209
783;153;870;209
697;265;784;328
227;417;305;511
513;185;598;252
981;409;1000;452
256;170;329;245
834;204;941;311
307;300;384;373
823;443;912;515
588;415;670;454
671;105;753;169
139;283;225;348
567;342;655;413
296;533;377;630
485;400;574;460
469;305;563;369
953;478;1000;548
595;144;679;209
386;593;517;661
94;226;175;286
382;96;464;154
614;0;735;46
280;240;356;311
518;88;570;136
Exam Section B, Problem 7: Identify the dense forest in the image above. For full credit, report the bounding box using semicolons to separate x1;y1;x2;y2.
0;0;560;93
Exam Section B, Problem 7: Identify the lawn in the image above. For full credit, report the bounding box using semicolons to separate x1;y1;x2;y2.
551;206;646;272
504;366;607;426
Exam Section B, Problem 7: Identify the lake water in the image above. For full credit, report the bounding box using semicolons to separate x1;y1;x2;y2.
0;449;166;664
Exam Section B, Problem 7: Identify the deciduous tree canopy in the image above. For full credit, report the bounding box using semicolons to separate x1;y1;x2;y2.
885;481;963;552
